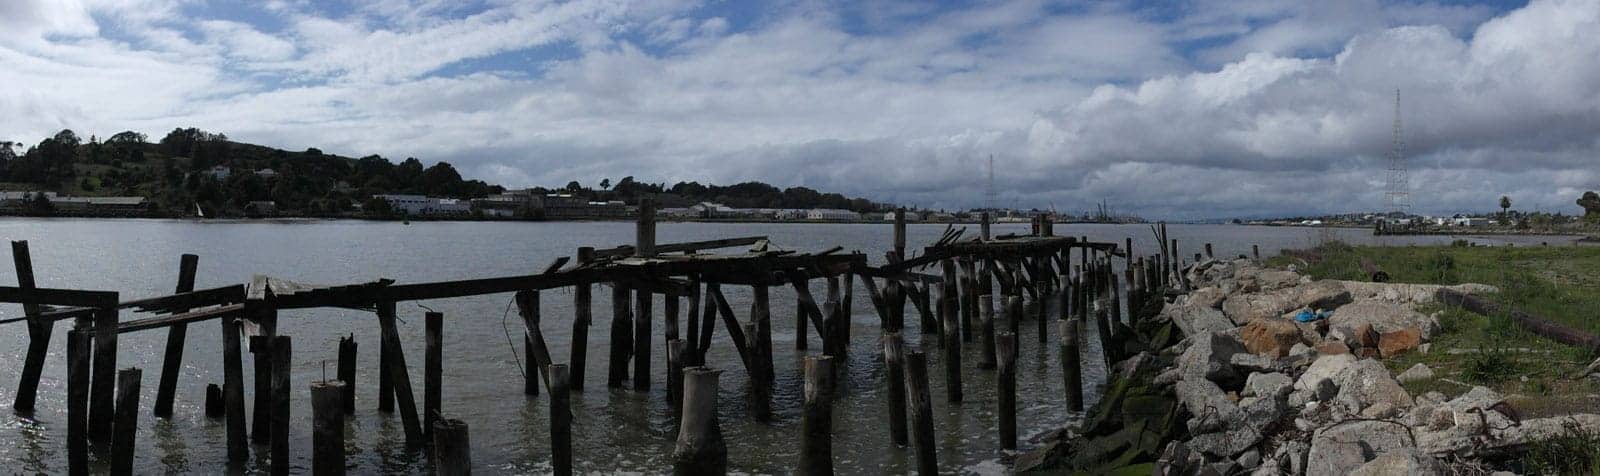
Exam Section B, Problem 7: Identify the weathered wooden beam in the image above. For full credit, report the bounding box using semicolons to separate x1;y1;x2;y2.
153;253;199;418
12;240;47;413
376;301;424;446
592;236;767;260
0;285;119;307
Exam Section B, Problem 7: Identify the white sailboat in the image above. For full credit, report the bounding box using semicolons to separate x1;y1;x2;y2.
195;202;205;219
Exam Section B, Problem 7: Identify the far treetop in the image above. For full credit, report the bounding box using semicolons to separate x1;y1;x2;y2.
0;128;893;218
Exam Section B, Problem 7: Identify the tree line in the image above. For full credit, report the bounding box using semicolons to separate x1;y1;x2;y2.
0;128;891;218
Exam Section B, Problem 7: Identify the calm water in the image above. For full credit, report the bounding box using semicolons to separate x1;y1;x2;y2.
0;219;1559;474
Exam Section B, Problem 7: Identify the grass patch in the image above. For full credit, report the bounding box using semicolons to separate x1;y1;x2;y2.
1518;419;1600;475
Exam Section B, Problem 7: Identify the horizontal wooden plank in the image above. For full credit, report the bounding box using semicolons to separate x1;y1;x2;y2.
592;236;767;259
121;285;246;314
0;286;118;307
114;304;247;334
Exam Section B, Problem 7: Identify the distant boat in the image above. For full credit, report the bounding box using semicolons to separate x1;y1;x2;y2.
194;202;205;219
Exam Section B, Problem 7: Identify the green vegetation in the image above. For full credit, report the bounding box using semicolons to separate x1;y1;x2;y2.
0;128;891;218
1520;419;1600;475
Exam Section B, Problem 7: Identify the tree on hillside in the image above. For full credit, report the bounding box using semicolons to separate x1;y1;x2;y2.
565;181;582;192
1499;196;1512;220
600;178;611;190
0;141;17;162
107;131;147;145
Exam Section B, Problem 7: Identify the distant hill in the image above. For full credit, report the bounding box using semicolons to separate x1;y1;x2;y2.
0;128;892;218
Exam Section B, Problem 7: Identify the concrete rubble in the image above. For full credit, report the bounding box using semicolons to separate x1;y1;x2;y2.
1142;258;1600;475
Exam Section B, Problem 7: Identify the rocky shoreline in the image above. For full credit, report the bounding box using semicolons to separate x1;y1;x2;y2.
1019;257;1600;475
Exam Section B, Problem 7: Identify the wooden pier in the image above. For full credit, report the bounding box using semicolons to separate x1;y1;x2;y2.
0;209;1199;473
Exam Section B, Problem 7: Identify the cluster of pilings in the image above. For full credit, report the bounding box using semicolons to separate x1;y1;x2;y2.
0;208;1247;473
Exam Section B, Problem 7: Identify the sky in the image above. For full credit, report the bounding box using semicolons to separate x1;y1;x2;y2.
1;0;1597;219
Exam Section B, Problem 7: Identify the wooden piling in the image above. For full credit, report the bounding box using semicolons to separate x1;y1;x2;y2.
685;281;701;365
111;367;142;475
883;332;908;446
609;283;633;388
667;339;685;410
904;352;937;475
433;418;472;476
270;336;291;476
795;280;810;351
980;211;991;240
377;301;424;446
339;335;357;414
1204;242;1214;259
634;289;652;391
550;364;573;476
525;335;539;397
91;304;119;446
752;284;773;383
800;355;834;475
254;307;279;442
672;367;727;475
206;383;224;418
941;274;962;404
379;314;394;412
997;332;1017;450
425;311;443;441
893;208;907;262
11;240;48;413
1253;244;1260;260
1062;320;1083;411
154;253;200;418
220;314;248;463
572;247;594;391
636;198;657;258
697;282;718;364
743;322;771;422
311;380;346;475
978;294;996;370
66;328;89;476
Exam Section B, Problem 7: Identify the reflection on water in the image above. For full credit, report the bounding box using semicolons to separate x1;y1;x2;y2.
0;218;1561;473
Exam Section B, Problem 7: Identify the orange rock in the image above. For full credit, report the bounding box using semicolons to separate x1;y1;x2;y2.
1241;318;1302;357
1316;341;1349;355
1379;327;1423;358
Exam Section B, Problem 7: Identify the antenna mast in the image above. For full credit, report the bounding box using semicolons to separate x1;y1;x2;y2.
1385;89;1410;215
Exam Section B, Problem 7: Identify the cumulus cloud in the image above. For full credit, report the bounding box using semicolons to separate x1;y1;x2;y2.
1;0;1597;219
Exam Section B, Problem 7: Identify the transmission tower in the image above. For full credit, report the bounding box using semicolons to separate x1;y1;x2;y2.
1384;89;1410;215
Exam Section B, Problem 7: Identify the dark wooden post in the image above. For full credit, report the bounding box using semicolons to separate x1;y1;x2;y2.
997;332;1017;450
609;283;633;388
1253;244;1260;260
377;301;424;446
90;301;119;446
11;240;48;413
154;253;200;418
379;311;394;412
634;289;653;391
111;367;141;475
672;367;727;475
425;311;443;441
311;380;346;475
636;198;656;258
270;336;291;476
800;356;834;475
1204;242;1214;259
685;281;700;365
697;282;717;364
571;247;594;391
254;307;279;443
220;314;248;463
752;284;773;383
978;294;996;370
904;352;937;475
534;335;547;397
339;335;357;414
883;332;908;446
960;259;977;343
550;364;573;476
1061;320;1083;412
795;279;810;351
841;272;853;352
667;339;685;410
433;418;472;476
980;211;991;240
939;260;962;404
66;328;89;476
206;383;224;418
743;322;771;422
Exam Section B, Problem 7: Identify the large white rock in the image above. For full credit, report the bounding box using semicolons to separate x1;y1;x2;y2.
1296;353;1357;391
1327;300;1442;339
1165;303;1236;336
1397;363;1435;383
1334;281;1498;304
1349;449;1446;476
1307;420;1415;475
1335;359;1414;410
